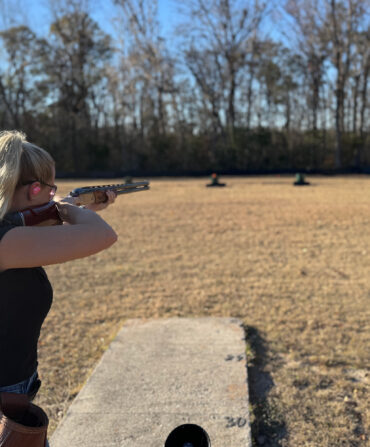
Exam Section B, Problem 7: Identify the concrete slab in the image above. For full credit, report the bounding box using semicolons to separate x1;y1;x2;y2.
51;318;251;447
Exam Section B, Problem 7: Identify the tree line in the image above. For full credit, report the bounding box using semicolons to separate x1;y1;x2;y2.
0;0;369;175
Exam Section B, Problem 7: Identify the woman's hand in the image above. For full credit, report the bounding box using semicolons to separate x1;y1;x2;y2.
84;190;117;212
55;190;117;212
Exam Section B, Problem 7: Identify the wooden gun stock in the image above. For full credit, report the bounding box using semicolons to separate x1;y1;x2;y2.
2;201;63;227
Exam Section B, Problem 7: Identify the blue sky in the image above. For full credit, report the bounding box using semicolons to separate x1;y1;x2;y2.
0;0;180;38
1;0;284;43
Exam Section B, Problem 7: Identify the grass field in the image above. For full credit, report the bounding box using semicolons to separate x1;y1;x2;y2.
34;176;369;446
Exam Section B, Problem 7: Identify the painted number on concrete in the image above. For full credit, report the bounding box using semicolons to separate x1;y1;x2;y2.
225;417;247;428
225;354;244;362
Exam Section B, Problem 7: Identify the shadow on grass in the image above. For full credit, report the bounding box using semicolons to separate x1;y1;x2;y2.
243;325;287;447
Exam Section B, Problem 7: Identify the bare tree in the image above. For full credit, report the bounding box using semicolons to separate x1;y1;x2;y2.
323;0;368;168
284;0;329;133
178;0;268;143
244;34;261;130
35;6;113;171
185;47;225;134
354;28;370;166
0;26;41;128
113;0;177;138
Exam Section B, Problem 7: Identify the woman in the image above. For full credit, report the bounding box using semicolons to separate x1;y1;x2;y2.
0;130;118;442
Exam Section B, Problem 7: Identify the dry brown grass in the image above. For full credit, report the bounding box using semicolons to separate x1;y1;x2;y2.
34;176;369;446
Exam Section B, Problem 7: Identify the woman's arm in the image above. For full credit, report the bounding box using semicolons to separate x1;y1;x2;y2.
0;203;117;270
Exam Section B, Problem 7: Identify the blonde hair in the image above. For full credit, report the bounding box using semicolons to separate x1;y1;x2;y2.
0;130;55;220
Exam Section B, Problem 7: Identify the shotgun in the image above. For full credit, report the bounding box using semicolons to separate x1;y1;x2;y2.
2;180;150;226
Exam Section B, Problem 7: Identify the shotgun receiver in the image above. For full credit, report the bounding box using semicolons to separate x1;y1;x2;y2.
69;181;150;206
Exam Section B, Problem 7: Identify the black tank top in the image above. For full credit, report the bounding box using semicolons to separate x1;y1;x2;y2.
0;225;53;386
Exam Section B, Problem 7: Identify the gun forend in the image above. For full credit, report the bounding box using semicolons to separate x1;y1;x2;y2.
69;181;150;206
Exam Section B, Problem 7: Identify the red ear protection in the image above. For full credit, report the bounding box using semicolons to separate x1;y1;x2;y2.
32;186;41;195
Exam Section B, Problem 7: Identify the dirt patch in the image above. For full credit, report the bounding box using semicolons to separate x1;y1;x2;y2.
34;176;369;445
